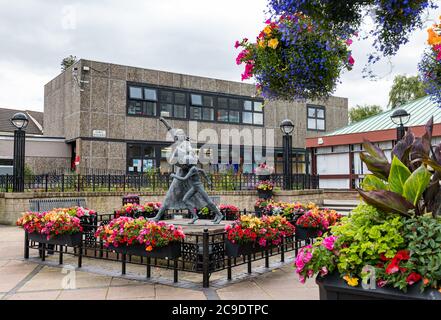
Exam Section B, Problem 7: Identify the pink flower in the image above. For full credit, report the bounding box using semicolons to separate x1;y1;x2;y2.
265;19;271;24
259;238;267;247
346;39;353;46
322;236;338;251
320;267;328;276
377;279;388;288
348;55;355;66
235;49;249;65
234;41;240;49
299;275;306;284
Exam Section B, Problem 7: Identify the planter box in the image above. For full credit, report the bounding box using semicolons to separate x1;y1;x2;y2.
28;232;82;247
316;272;441;300
257;189;273;199
108;242;181;259
295;226;321;241
222;210;240;221
225;240;262;257
257;175;271;181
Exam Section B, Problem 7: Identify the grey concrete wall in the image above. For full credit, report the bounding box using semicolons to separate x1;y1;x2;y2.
43;59;348;171
0;189;324;225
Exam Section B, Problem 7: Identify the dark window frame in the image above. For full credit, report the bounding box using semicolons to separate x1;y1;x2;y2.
126;82;265;126
306;105;326;132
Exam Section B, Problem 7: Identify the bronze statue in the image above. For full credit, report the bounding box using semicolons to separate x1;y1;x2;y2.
151;117;224;224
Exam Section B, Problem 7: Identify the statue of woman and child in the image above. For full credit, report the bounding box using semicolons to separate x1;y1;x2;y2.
151;117;224;224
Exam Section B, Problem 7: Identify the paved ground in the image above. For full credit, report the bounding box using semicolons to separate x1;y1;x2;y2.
0;225;318;300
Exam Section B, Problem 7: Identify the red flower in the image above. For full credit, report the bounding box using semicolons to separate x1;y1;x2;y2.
395;250;410;261
385;258;400;274
406;272;422;285
379;253;389;262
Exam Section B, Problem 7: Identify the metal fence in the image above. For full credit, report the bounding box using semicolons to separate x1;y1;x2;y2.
25;211;312;287
0;173;319;192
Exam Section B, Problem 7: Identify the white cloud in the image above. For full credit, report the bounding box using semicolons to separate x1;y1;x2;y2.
0;0;439;112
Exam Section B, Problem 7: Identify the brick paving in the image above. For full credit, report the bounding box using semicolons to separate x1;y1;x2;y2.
0;225;318;300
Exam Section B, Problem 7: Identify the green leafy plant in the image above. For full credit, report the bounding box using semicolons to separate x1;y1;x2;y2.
331;204;405;276
357;117;441;217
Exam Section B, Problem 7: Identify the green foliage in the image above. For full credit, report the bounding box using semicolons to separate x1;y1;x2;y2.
348;104;382;123
361;175;387;191
388;156;411;194
388;75;427;109
24;164;34;177
403;216;441;290
61;55;78;72
402;165;431;206
331;204;405;275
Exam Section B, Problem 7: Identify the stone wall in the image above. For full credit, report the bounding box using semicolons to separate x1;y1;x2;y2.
0;189;324;225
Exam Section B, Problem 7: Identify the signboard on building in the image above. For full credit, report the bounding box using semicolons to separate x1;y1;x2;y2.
92;130;106;138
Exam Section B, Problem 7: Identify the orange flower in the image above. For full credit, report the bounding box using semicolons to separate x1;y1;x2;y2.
146;245;153;252
428;26;441;46
423;278;430;286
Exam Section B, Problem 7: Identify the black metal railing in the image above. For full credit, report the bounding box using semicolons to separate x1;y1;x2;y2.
0;173;319;192
24;211;313;287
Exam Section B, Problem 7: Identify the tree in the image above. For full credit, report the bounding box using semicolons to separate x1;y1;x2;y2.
349;104;382;123
388;75;427;109
61;55;78;71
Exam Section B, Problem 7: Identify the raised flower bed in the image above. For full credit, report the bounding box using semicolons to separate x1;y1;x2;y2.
114;202;162;219
225;215;294;257
17;211;84;266
255;162;274;181
295;119;441;299
295;208;342;241
220;204;240;221
256;180;274;199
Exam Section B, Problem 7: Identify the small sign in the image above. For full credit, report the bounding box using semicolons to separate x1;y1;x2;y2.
92;129;106;138
318;138;324;145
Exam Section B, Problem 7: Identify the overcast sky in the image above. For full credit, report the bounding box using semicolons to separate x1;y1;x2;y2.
0;0;439;112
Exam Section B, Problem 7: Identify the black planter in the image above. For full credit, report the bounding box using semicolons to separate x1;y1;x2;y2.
316;272;441;300
28;232;82;247
295;226;321;241
222;210;240;221
225;240;262;257
257;174;271;181
257;189;273;199
108;241;181;259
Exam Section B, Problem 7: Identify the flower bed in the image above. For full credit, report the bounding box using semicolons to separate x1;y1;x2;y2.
115;202;162;218
220;204;240;221
295;119;441;298
95;217;184;258
225;215;294;257
17;211;83;246
295;208;342;240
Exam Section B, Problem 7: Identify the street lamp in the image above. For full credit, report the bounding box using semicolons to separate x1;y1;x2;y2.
10;112;29;192
280;119;294;190
390;109;410;141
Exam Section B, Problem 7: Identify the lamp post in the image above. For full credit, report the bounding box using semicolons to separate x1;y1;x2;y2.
10;112;29;192
390;109;411;141
280;119;295;190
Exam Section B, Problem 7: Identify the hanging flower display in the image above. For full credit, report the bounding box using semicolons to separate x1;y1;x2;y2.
235;14;354;101
419;16;441;106
267;0;438;57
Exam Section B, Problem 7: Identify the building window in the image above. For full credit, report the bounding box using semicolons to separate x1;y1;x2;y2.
307;105;325;131
127;84;263;125
128;86;157;116
242;101;263;125
190;94;215;121
159;91;187;119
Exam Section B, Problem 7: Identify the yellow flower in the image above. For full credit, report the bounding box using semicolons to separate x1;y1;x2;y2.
258;40;267;48
428;27;441;46
343;275;359;287
268;38;279;49
263;25;272;36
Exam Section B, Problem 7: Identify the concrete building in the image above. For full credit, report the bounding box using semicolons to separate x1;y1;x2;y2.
43;59;349;174
306;96;441;189
0;108;71;174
